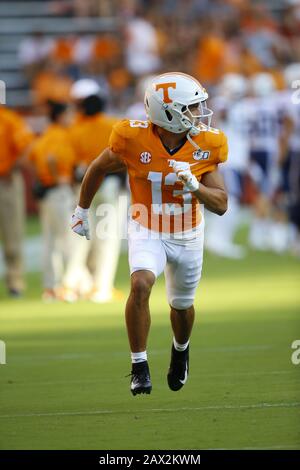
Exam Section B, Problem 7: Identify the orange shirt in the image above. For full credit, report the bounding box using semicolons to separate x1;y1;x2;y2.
108;68;131;92
0;107;34;176
194;35;226;85
92;36;120;61
51;38;74;65
70;113;119;165
29;124;75;187
109;119;228;233
32;71;73;105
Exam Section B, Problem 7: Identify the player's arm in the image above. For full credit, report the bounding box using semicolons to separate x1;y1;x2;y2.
169;160;228;216
79;147;126;208
194;168;228;216
71;148;126;239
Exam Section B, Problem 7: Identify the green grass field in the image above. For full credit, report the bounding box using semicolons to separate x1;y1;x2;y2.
0;242;300;450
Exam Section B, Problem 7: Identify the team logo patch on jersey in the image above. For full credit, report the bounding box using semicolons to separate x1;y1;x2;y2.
140;152;152;164
193;150;210;161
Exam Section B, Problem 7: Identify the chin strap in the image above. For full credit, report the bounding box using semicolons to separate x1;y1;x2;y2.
187;120;212;150
186;131;201;150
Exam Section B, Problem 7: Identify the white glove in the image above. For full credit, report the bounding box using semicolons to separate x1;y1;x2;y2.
168;159;199;192
71;205;90;240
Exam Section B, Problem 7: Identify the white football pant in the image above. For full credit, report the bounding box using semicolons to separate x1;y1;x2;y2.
39;185;74;289
128;219;204;310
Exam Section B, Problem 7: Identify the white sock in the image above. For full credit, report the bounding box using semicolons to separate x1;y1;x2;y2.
131;351;147;364
173;337;189;352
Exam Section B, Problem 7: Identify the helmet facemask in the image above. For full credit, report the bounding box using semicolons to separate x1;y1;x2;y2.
179;101;213;135
169;100;213;137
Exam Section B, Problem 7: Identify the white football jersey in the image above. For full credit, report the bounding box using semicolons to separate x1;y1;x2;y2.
213;97;250;171
244;94;282;158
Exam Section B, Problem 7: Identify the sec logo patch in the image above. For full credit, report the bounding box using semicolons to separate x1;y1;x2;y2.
140;152;152;164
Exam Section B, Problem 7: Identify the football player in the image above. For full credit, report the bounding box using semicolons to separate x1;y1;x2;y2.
206;73;250;259
277;64;300;255
0;105;34;297
28;100;75;301
246;73;294;252
71;73;228;395
246;73;290;251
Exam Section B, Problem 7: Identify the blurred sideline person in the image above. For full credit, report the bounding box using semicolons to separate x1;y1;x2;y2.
125;12;161;76
0;105;33;297
71;72;228;395
287;143;300;256
63;79;126;302
205;73;250;259
278;63;300;255
247;73;292;252
28;101;75;301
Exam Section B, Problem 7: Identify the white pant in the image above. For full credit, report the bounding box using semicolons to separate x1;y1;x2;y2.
64;176;126;295
0;171;25;291
128;219;204;309
39;185;74;289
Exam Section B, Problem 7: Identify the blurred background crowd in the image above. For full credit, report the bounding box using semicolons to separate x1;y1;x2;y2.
8;0;300;109
0;0;299;301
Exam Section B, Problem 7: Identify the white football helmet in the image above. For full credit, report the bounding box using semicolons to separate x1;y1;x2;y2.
144;72;213;139
218;73;249;100
250;73;276;97
284;63;300;88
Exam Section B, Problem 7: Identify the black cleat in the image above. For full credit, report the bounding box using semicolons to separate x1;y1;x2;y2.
167;344;189;391
130;361;152;396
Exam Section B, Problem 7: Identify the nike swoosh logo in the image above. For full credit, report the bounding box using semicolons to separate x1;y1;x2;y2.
179;365;188;385
71;220;83;229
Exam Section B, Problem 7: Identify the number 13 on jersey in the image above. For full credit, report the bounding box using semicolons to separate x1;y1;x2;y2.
147;171;192;215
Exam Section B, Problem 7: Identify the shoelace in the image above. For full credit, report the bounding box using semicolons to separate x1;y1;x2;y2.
125;370;149;381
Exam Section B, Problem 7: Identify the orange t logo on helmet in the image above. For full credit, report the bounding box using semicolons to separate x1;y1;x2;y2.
155;82;176;103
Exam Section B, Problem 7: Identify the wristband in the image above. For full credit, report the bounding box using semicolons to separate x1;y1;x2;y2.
75;205;89;218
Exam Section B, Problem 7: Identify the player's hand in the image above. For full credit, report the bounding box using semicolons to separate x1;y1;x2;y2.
71;205;90;240
168;160;199;192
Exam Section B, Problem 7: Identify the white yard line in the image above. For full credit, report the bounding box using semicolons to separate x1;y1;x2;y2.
0;402;300;420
